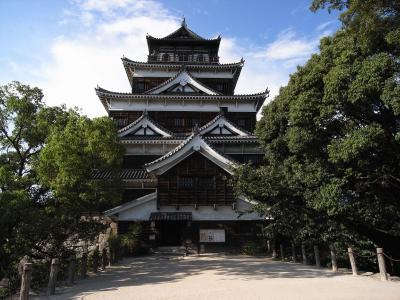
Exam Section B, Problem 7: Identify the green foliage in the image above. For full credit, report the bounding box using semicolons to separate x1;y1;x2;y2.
233;1;400;253
0;81;123;290
241;242;261;256
120;223;150;256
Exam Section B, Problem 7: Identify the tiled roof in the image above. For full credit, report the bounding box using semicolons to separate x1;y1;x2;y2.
143;68;222;95
146;20;219;42
149;212;192;221
199;114;253;136
117;111;174;137
144;133;196;167
204;136;258;143
91;169;151;180
122;57;243;68
96;86;267;101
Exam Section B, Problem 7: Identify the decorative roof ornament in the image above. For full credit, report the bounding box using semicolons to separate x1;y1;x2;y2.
182;16;187;28
193;123;200;134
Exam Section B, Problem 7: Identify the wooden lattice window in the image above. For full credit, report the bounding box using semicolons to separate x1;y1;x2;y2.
162;53;170;62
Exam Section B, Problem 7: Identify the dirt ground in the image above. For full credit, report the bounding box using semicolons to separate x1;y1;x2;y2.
33;255;400;300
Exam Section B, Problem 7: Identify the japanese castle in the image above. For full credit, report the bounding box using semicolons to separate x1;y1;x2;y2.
96;19;268;248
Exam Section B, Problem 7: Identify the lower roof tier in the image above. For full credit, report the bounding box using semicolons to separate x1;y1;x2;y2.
96;87;268;113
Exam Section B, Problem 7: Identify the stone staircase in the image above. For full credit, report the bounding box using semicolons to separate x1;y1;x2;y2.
152;244;199;256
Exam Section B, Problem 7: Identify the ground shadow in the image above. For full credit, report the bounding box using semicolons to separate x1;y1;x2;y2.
33;254;350;299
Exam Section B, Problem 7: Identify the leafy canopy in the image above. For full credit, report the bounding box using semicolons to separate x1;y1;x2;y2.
0;81;123;283
234;0;400;251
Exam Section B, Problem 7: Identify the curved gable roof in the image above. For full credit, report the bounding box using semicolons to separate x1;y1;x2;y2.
199;114;253;136
145;132;237;175
118;111;173;137
144;68;221;95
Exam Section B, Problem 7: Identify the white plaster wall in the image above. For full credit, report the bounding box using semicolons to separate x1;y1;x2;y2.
117;198;263;221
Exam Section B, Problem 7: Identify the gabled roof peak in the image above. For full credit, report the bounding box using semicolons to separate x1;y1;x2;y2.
118;111;173;138
144;68;221;95
145;133;237;175
147;19;220;42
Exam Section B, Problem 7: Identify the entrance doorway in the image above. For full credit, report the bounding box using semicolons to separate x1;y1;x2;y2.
157;221;186;246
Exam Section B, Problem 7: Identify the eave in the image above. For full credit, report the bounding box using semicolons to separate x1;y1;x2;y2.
144;132;238;175
121;57;244;91
96;86;268;111
118;111;173;138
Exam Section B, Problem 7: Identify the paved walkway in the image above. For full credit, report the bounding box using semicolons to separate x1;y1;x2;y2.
34;255;400;300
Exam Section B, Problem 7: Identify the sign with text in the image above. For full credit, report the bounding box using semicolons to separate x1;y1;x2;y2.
199;229;225;243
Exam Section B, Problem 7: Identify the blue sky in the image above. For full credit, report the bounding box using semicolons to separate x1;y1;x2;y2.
0;0;340;117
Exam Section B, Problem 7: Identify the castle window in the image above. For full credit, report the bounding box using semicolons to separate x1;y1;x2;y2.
179;177;194;189
178;52;189;62
173;118;184;127
237;119;246;127
197;54;204;62
113;117;128;127
178;176;215;190
162;53;170;62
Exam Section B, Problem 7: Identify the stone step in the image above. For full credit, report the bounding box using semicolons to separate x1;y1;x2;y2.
153;246;187;256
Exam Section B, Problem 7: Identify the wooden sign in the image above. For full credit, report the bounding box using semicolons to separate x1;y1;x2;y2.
199;229;225;243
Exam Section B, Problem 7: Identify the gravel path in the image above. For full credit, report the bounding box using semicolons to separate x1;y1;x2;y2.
33;255;400;300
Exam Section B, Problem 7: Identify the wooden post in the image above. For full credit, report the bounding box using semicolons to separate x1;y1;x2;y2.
101;248;107;270
93;251;99;274
266;240;271;254
271;239;277;258
47;258;59;296
314;245;321;267
67;255;76;285
291;242;297;262
377;248;388;281
330;245;338;272
19;263;32;300
280;244;285;261
301;243;307;265
348;247;358;276
81;252;88;279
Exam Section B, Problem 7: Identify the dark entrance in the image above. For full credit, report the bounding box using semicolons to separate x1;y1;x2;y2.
149;212;192;246
157;221;186;246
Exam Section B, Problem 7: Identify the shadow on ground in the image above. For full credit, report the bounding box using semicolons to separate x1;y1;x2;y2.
34;255;346;299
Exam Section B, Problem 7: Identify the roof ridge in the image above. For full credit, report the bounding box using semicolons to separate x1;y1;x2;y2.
117;111;174;137
144;133;196;167
146;22;220;42
97;88;268;98
122;57;244;68
198;114;253;136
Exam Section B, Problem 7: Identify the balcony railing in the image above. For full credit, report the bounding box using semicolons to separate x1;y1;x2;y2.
147;55;219;64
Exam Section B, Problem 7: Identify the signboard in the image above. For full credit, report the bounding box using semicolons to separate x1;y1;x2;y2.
199;229;225;243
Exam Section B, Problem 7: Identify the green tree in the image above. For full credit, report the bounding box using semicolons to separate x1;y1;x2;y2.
234;1;400;252
0;81;123;286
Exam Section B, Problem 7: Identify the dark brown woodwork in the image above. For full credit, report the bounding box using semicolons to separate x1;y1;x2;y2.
110;111;256;132
157;152;234;206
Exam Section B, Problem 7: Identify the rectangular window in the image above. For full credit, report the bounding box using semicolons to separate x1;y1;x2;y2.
114;117;128;127
178;177;194;189
237;119;246;128
173;118;184;127
178;176;215;190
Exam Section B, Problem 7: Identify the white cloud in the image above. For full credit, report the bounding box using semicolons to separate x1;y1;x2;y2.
14;0;328;118
262;29;318;61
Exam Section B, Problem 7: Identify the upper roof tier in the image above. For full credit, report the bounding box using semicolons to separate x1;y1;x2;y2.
146;19;221;64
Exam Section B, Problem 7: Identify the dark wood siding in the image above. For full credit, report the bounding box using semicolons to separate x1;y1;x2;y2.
157;152;234;206
111;111;256;132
